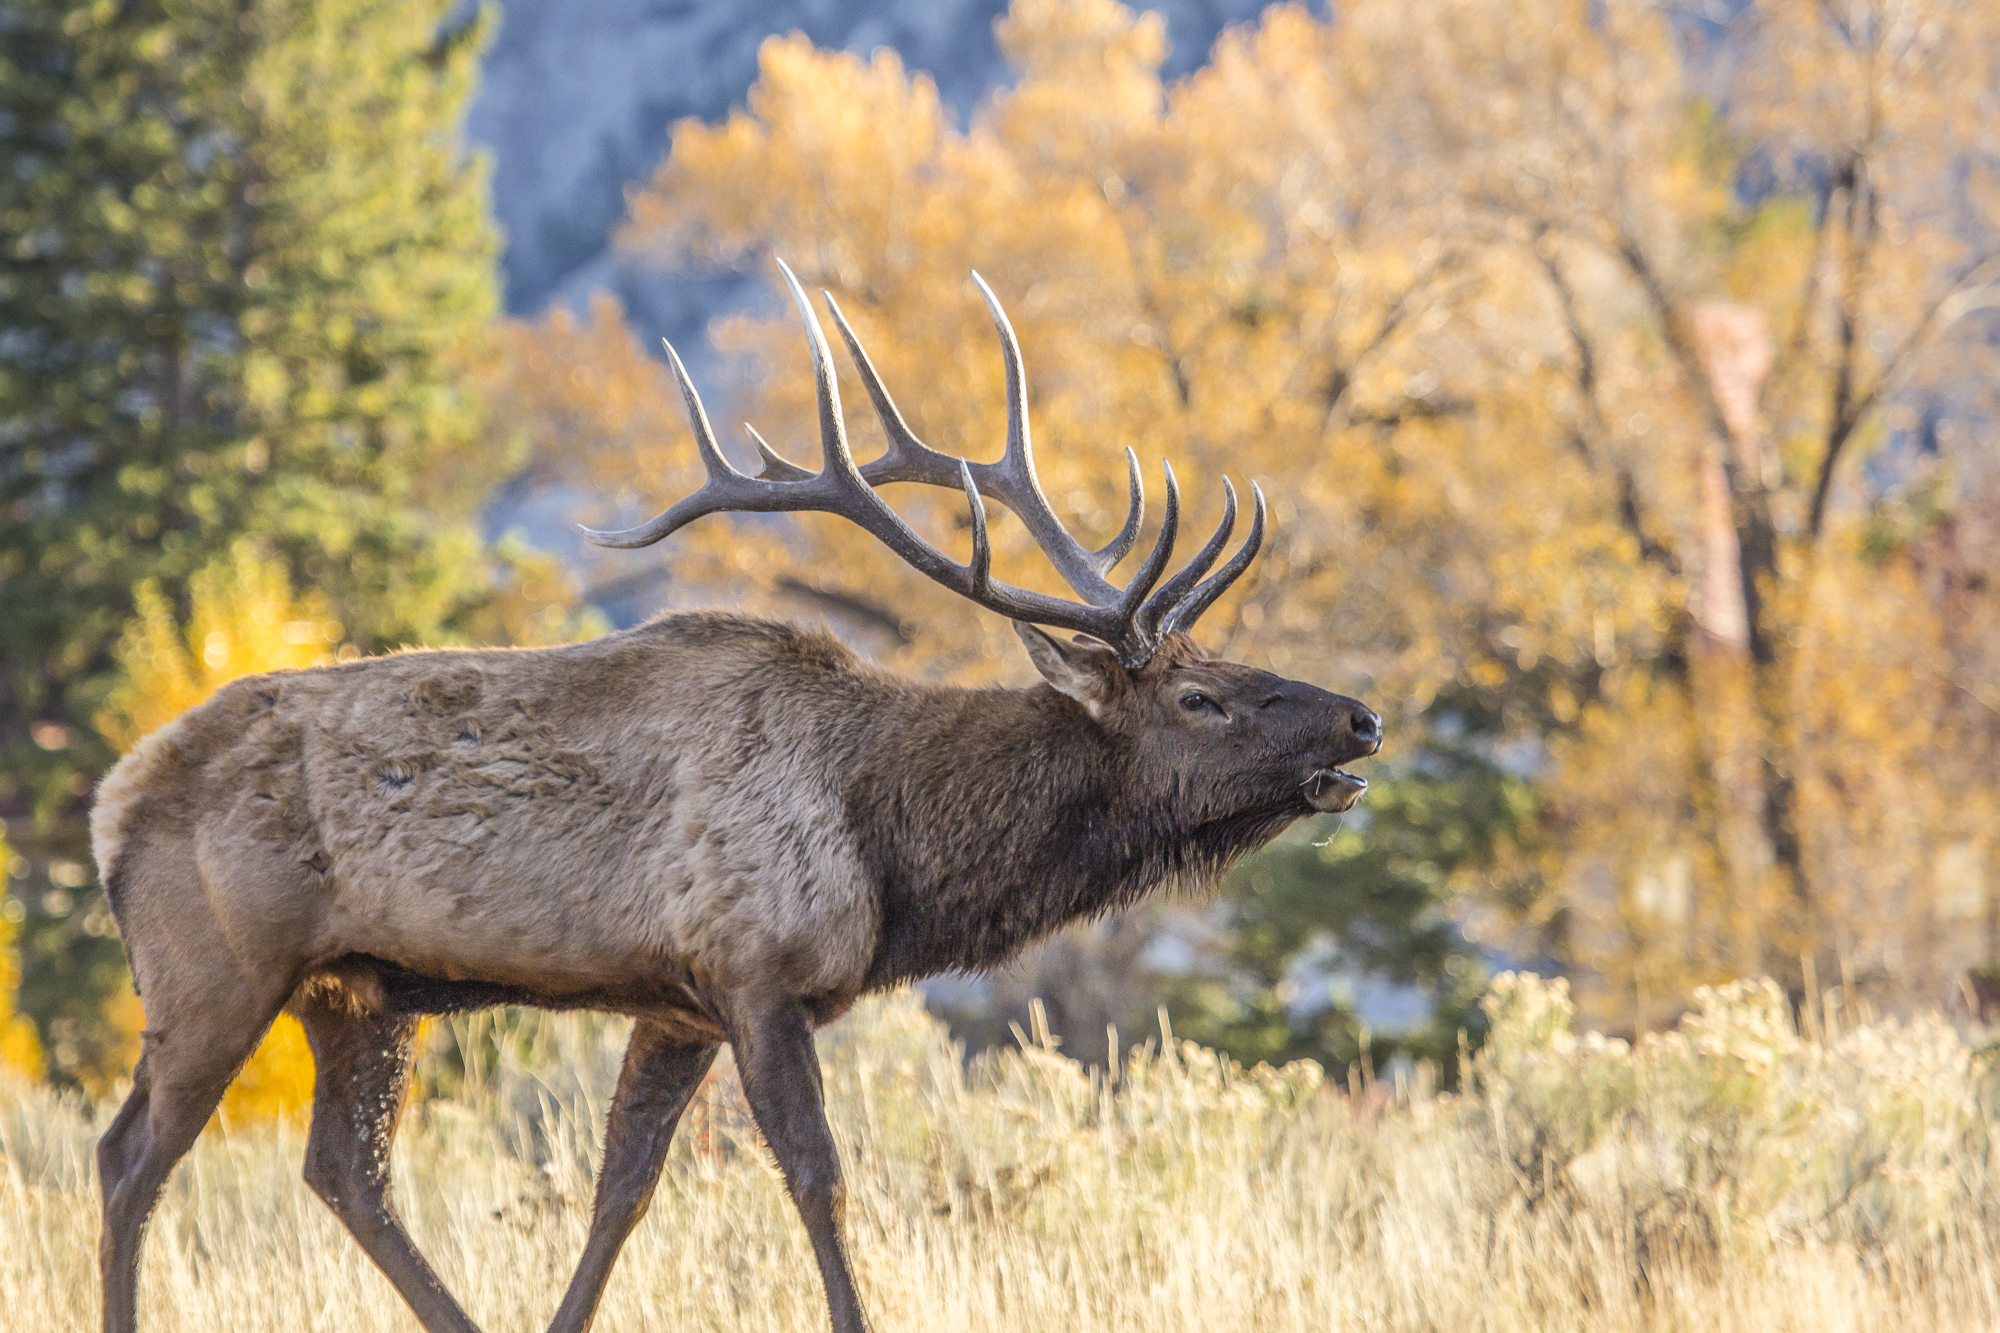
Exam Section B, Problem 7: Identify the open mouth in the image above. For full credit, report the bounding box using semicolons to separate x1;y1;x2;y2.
1303;767;1369;813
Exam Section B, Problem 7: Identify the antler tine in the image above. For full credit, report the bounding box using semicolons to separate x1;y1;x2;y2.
577;338;753;549
827;285;1144;580
968;272;1036;484
771;260;988;591
1095;448;1146;572
967;271;1133;595
819;290;961;480
823;282;1128;603
959;459;992;592
744;423;814;482
660;339;735;478
776;258;866;486
785;259;1175;642
1103;461;1181;667
1135;477;1237;641
1159;481;1268;636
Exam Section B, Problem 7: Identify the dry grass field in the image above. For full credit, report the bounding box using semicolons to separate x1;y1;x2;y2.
5;976;1999;1333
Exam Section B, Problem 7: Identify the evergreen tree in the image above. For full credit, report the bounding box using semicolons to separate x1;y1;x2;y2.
1156;742;1535;1079
0;0;511;1083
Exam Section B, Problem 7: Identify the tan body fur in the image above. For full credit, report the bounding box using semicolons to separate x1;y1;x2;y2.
95;614;891;1040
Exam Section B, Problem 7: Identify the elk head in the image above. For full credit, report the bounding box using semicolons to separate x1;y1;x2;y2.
585;258;1381;816
1011;623;1380;819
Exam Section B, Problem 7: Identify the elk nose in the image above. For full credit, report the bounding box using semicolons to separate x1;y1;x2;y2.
1349;707;1382;751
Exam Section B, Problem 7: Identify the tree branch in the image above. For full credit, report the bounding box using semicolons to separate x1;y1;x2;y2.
1319;252;1460;439
1535;238;1681;576
1611;227;1738;451
1605;223;1782;661
1809;158;1877;542
1807;247;2000;540
775;576;911;644
1766;166;1842;410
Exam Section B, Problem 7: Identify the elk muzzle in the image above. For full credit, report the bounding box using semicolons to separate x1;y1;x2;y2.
1303;767;1369;813
1299;698;1381;812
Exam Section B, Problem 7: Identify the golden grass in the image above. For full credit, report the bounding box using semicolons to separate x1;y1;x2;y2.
4;976;1998;1332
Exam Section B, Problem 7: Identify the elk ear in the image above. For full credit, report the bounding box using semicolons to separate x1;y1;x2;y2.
1013;621;1121;714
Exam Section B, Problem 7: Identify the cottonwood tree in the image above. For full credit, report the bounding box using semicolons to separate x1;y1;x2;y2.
1372;0;2000;1015
504;0;2000;1037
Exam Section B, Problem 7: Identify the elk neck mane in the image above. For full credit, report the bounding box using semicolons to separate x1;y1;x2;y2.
804;632;1300;988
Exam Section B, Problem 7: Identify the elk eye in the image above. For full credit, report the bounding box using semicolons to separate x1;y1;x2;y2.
1181;691;1217;714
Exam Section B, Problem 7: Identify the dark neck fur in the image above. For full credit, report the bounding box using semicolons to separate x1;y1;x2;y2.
843;680;1297;989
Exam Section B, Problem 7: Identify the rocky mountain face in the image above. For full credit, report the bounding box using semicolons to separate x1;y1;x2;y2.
467;0;1287;331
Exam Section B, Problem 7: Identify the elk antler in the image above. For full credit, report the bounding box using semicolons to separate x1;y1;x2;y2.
581;258;1267;667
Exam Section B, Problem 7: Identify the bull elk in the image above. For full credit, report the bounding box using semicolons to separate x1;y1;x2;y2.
89;260;1381;1333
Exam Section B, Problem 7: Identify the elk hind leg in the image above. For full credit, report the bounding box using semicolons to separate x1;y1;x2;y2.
545;1022;717;1333
295;994;483;1333
99;978;288;1333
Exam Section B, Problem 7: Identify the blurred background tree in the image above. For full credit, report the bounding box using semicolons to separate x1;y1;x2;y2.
505;0;2000;1052
96;541;346;750
1373;0;2000;1023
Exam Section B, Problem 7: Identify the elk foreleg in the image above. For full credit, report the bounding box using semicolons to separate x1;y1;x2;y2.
545;1022;717;1333
296;1000;482;1333
729;997;872;1333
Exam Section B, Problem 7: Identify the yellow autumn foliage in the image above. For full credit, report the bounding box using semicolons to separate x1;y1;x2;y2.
502;0;2000;1029
0;827;46;1082
97;540;347;751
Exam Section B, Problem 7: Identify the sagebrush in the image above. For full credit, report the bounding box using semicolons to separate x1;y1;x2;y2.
4;974;1997;1332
